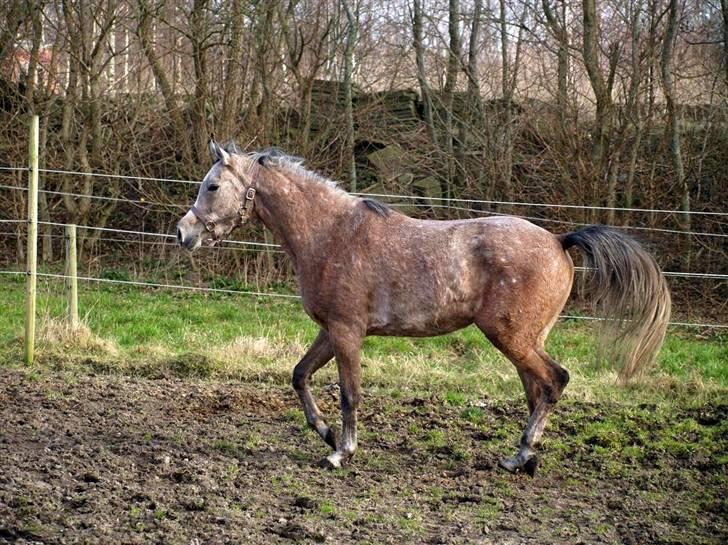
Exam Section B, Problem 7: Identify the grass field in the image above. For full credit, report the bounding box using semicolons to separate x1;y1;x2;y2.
1;274;726;544
0;273;725;402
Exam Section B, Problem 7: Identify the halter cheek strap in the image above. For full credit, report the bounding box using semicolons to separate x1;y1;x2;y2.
190;186;257;241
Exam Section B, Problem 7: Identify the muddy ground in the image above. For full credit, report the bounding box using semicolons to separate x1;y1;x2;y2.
0;368;725;545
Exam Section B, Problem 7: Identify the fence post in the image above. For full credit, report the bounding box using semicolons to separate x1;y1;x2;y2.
65;224;79;329
24;115;39;365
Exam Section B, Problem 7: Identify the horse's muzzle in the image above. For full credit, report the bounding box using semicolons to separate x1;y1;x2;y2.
176;211;203;251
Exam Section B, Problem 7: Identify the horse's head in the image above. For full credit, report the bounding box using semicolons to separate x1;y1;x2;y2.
177;140;258;251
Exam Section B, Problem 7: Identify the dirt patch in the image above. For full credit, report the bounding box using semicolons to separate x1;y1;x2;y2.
0;369;725;544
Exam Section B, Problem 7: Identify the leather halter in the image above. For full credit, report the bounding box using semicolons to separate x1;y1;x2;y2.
190;185;257;242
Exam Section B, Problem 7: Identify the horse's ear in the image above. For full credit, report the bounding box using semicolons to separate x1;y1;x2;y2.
209;138;230;166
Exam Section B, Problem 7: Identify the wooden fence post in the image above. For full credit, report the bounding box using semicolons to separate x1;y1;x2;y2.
24;115;39;365
65;224;79;328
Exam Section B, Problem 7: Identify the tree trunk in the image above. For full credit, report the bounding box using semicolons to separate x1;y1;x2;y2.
499;0;513;202
543;0;570;126
24;1;43;112
340;0;358;192
190;0;211;163
721;0;728;90
462;0;485;195
136;0;192;163
661;0;689;236
609;0;643;225
248;0;277;142
0;0;23;66
413;0;438;148
582;0;609;164
443;0;461;201
221;0;247;139
582;0;617;220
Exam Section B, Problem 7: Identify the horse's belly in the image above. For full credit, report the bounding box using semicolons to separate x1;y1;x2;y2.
367;318;473;337
366;299;477;337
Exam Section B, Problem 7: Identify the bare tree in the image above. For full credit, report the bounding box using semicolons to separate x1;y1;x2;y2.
621;0;647;219
189;0;213;162
582;0;620;218
461;0;487;196
499;0;513;200
341;0;358;191
220;0;249;139
542;0;570;125
413;0;438;147
722;0;728;89
136;0;192;163
278;1;334;154
660;0;688;236
56;0;120;258
443;0;461;200
0;0;725;300
0;0;24;67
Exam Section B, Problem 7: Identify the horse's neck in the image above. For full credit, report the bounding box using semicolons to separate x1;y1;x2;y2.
255;168;353;266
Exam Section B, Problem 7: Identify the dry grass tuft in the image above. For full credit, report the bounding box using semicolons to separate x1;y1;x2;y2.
209;333;309;381
37;316;119;357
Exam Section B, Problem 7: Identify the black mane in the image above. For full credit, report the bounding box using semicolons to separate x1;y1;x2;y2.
362;198;390;217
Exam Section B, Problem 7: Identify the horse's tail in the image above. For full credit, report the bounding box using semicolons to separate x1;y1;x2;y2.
560;225;671;381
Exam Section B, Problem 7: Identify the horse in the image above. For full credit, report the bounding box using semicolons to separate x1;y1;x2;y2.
176;141;671;476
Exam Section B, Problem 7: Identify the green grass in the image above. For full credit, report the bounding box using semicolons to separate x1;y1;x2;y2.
0;274;725;403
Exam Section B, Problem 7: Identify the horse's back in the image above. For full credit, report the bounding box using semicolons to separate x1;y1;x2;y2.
339;212;574;337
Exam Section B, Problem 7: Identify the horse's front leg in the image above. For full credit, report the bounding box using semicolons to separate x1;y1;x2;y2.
319;324;363;469
292;329;337;449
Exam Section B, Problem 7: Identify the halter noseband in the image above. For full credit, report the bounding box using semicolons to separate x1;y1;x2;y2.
190;185;257;241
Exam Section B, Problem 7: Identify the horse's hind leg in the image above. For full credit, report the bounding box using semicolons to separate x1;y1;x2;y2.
504;348;569;475
479;322;569;476
516;368;541;415
292;329;337;449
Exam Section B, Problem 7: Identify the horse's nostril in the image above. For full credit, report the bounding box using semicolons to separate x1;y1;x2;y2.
176;227;183;245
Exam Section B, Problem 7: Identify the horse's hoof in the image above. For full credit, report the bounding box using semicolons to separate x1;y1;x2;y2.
498;456;520;473
324;427;339;451
523;455;539;477
498;454;539;477
317;455;341;470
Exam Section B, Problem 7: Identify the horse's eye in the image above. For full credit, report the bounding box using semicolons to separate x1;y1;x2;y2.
208;184;219;192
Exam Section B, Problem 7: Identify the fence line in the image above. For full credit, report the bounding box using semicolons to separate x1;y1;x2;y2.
0;230;284;253
572;266;728;280
3;163;727;217
0;183;180;209
5;170;728;237
36;166;201;185
4;183;726;238
1;223;725;280
37;221;280;248
1;269;725;329
0;270;300;299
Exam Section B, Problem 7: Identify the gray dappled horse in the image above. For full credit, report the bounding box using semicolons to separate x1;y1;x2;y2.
177;142;671;475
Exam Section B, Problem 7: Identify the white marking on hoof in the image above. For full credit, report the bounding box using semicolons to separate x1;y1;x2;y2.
318;452;344;469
